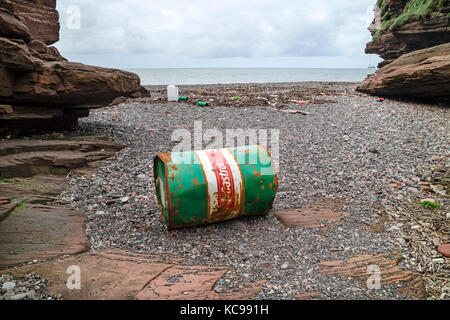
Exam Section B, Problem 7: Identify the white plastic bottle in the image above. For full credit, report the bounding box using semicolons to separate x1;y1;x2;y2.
167;85;179;102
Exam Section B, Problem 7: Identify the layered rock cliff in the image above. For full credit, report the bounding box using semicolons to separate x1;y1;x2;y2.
358;0;450;103
0;0;148;134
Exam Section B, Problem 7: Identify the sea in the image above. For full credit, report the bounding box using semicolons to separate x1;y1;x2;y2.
127;68;376;86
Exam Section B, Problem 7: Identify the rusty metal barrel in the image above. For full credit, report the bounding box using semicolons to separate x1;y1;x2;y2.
153;145;278;229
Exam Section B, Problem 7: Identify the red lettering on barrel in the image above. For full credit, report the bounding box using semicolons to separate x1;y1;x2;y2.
206;150;235;209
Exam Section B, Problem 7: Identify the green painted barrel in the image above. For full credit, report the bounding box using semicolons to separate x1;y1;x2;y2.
153;145;278;230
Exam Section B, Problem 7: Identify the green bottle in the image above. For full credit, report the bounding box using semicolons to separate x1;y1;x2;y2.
197;102;208;107
178;96;188;101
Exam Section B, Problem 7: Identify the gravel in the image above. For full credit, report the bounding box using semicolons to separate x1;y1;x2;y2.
57;82;449;300
0;273;61;300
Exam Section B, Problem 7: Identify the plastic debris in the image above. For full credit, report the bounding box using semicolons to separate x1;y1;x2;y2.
167;85;179;102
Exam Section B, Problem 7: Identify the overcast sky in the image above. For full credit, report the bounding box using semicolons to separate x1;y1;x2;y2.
55;0;381;69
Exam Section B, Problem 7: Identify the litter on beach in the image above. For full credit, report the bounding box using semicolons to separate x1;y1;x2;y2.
153;145;278;229
197;101;208;107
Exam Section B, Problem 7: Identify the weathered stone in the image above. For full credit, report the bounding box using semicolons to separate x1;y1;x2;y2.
360;1;450;102
0;66;14;98
3;249;264;300
2;281;16;291
275;200;349;229
0;136;126;178
0;104;13;114
0;204;90;269
8;0;60;45
295;291;323;300
317;252;426;299
0;175;66;204
358;43;450;102
366;18;450;66
0;4;30;42
2;249;174;300
0;0;148;133
110;96;128;106
437;244;450;258
0;200;18;221
11;62;143;107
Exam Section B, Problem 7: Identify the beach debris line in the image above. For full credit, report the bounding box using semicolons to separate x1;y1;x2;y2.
153;146;278;230
142;84;339;107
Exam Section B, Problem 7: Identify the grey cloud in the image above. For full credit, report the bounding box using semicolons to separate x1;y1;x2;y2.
55;0;378;67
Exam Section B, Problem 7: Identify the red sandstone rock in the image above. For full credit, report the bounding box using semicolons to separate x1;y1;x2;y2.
0;3;31;42
0;0;149;133
317;252;426;299
366;18;450;67
12;61;143;107
275;200;350;229
357;43;450;102
0;204;90;268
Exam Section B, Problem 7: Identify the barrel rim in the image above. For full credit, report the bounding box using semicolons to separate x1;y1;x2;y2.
153;153;172;229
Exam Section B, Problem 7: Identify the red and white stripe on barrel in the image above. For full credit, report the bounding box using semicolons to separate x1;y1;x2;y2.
195;148;243;219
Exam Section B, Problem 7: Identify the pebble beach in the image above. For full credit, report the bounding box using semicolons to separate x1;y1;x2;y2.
44;82;450;300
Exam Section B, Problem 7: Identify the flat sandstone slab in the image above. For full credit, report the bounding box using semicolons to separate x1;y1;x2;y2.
135;265;228;300
275;200;350;228
317;252;426;299
5;249;264;300
0;204;90;268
